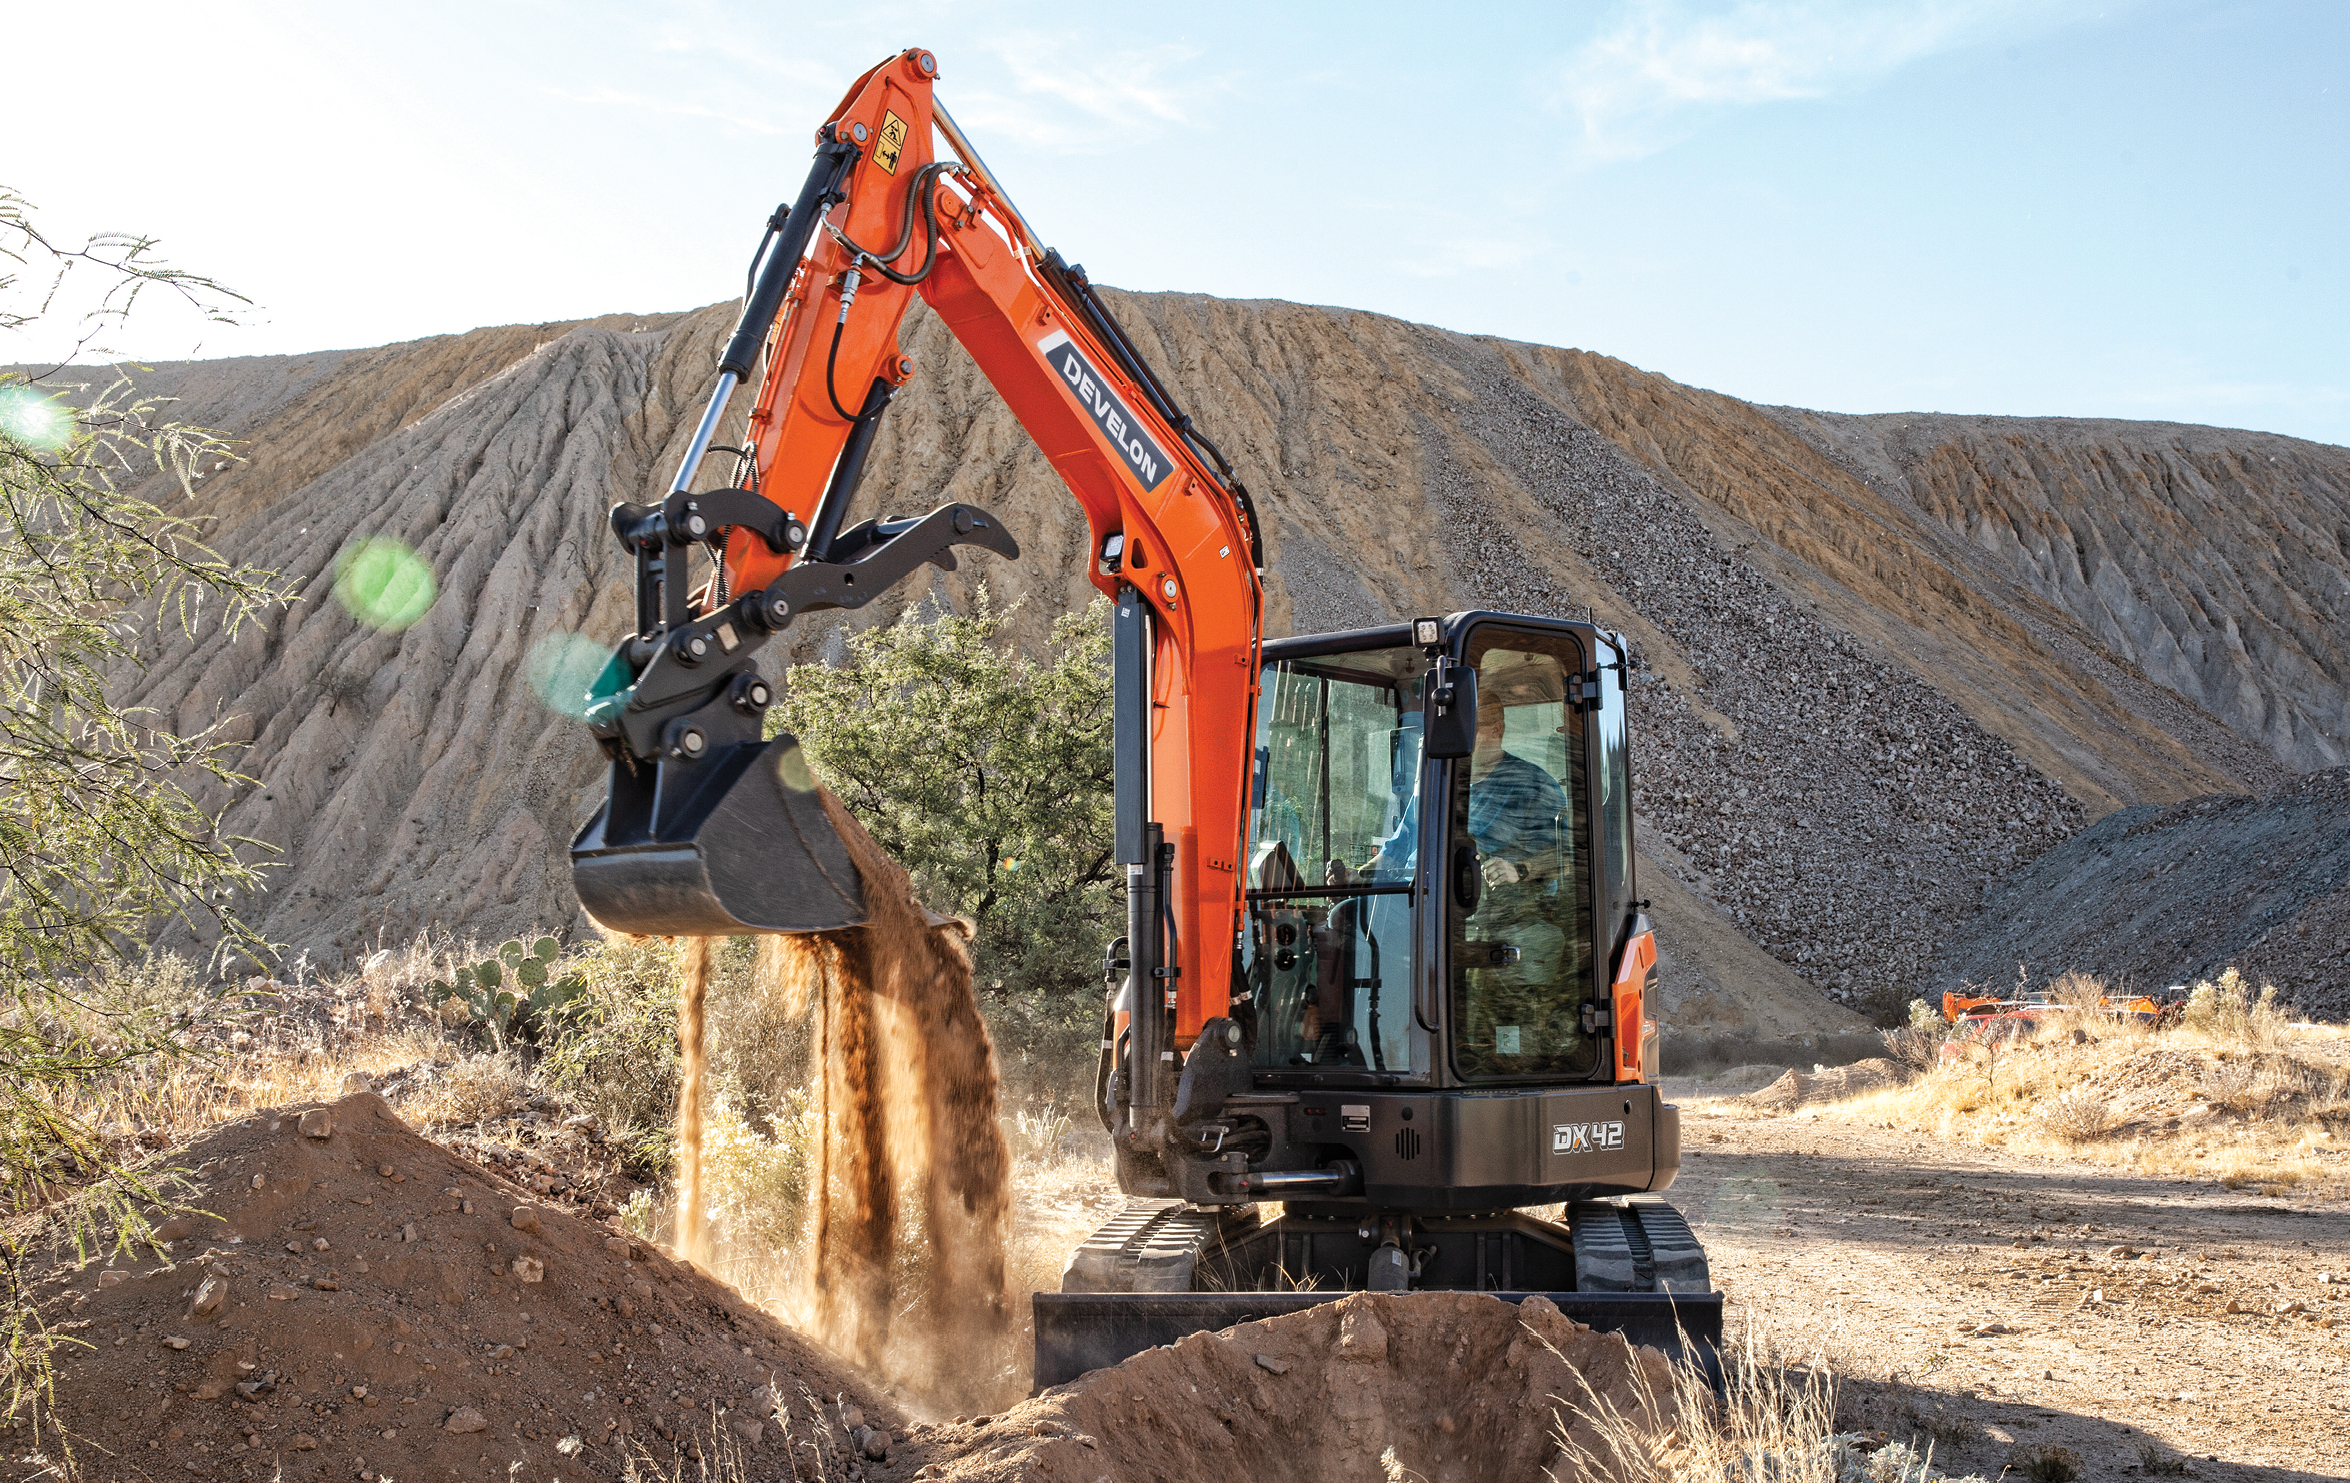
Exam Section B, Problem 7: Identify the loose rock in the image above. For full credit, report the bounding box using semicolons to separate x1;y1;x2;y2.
444;1407;488;1434
1336;1308;1387;1363
187;1276;228;1319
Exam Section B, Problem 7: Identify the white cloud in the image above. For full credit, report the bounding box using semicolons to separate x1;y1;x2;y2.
540;85;787;136
1554;0;2108;165
945;34;1224;154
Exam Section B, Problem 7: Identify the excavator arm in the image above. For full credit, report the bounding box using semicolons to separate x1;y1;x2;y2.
569;49;1263;1117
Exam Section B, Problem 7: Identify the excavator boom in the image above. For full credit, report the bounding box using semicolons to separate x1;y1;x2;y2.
573;47;1259;1057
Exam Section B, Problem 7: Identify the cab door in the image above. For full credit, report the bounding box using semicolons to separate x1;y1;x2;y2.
1442;626;1599;1083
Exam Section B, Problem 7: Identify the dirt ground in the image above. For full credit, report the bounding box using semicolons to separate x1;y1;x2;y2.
35;1075;2349;1482
1664;1077;2350;1482
18;1093;920;1483
909;1291;1676;1483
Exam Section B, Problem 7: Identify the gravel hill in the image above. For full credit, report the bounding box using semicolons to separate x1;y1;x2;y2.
58;291;2346;1024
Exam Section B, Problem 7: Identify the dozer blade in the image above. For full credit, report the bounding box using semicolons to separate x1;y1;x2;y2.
570;732;864;936
1032;1290;1723;1390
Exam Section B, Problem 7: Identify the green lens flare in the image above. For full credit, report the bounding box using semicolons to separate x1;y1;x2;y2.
527;633;625;720
0;386;74;452
333;537;436;631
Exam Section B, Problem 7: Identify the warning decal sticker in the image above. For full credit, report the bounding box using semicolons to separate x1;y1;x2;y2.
874;111;909;175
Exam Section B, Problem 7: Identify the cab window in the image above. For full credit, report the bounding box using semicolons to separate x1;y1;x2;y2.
1448;630;1596;1081
1243;646;1425;1074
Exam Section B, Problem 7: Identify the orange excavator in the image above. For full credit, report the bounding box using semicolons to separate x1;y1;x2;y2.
568;47;1718;1384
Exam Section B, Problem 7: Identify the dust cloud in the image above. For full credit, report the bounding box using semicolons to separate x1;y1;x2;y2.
669;790;1016;1409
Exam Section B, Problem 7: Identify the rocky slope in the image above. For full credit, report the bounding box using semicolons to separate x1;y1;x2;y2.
1933;766;2350;1020
68;291;2346;1023
1776;410;2350;773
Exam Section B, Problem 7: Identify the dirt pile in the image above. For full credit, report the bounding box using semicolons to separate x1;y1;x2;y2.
1734;1057;1913;1113
907;1291;1676;1483
1754;1001;2350;1192
764;793;1014;1409
1931;766;2350;1017
63;291;2342;1019
23;1092;918;1482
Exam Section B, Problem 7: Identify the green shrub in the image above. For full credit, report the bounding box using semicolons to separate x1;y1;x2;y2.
772;591;1117;1014
536;936;684;1166
0;187;278;1430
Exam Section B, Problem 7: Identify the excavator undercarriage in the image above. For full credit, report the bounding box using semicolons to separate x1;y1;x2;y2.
561;44;1721;1391
1040;1196;1713;1386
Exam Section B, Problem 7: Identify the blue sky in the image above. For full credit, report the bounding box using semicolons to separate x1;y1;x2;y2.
10;1;2345;444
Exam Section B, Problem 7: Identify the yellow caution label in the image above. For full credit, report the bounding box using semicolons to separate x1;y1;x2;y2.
874;110;908;175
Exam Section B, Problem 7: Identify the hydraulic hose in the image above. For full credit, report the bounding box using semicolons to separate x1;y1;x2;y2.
829;161;954;286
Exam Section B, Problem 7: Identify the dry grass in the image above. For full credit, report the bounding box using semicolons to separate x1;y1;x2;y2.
1001;1112;1119;1306
402;1051;532;1130
616;1382;855;1483
1814;971;2350;1197
1547;1326;1988;1483
42;937;507;1164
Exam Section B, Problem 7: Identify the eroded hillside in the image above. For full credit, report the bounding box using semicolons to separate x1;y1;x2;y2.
77;291;2345;1024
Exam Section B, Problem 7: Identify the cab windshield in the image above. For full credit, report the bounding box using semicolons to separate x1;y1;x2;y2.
1242;645;1426;1074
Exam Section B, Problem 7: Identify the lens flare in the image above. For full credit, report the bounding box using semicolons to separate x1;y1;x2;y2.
332;537;436;632
0;385;75;453
527;632;626;719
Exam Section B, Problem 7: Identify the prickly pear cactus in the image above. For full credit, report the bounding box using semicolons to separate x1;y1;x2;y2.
428;937;590;1046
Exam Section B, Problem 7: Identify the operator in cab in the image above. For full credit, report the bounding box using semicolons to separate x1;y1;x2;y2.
1358;702;1568;886
1356;659;1584;1077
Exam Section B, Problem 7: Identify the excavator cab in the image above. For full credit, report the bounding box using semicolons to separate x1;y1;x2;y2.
1038;612;1713;1386
1243;616;1616;1091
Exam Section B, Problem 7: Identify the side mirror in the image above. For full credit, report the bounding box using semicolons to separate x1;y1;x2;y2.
1423;656;1478;759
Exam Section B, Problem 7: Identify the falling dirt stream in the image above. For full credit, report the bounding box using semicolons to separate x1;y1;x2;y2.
674;934;712;1266
668;792;1014;1407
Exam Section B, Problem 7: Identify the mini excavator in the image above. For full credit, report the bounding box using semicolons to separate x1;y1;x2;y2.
567;47;1720;1385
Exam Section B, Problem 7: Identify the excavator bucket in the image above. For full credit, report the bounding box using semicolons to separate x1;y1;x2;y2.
570;732;864;936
